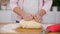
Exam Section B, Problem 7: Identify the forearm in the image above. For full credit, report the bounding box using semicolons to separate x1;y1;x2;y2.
38;0;52;17
38;9;46;17
42;0;52;13
13;7;26;17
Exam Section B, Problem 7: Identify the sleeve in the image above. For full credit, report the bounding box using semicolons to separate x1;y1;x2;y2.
42;0;53;13
10;0;19;10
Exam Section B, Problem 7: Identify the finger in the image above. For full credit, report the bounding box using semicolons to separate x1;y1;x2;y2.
33;15;42;23
36;17;43;23
33;16;38;22
33;15;36;19
35;17;40;23
38;19;42;23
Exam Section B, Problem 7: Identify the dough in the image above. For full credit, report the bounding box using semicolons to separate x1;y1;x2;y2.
19;20;42;28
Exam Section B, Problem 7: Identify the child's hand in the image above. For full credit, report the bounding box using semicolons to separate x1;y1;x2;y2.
33;14;42;23
22;14;33;21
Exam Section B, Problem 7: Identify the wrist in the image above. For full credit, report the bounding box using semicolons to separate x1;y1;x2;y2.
38;9;46;17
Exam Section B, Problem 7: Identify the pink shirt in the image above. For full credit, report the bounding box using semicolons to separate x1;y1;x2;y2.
10;0;52;20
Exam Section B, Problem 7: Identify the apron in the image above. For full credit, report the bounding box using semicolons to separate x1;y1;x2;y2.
23;0;39;15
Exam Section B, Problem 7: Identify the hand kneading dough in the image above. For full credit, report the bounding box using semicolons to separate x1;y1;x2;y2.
19;20;42;28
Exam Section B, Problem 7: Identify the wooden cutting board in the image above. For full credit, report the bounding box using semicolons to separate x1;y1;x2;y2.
16;28;60;34
16;27;42;34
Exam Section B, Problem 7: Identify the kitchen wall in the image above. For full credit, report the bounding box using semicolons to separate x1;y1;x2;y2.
43;11;60;24
0;10;17;23
0;10;12;22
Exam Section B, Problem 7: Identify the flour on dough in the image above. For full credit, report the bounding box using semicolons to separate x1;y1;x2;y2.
19;20;42;28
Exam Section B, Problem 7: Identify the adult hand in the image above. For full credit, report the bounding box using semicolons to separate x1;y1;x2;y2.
33;14;43;23
23;14;33;21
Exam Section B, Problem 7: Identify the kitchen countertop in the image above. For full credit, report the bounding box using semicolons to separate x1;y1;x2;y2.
0;23;60;34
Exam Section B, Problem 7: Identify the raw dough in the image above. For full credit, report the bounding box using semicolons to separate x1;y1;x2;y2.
19;20;42;28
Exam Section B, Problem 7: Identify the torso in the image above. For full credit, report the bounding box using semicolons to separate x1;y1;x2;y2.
18;0;43;15
23;0;39;15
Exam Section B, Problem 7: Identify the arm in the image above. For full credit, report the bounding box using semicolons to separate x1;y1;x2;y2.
33;0;53;23
38;0;53;17
10;0;26;17
10;0;33;20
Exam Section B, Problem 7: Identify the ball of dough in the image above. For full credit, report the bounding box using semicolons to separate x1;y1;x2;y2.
19;20;42;28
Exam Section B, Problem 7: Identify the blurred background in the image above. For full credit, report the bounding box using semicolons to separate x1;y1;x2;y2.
0;0;60;24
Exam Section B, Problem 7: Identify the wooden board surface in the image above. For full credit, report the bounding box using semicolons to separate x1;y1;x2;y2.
0;23;60;34
16;28;42;34
16;28;60;34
